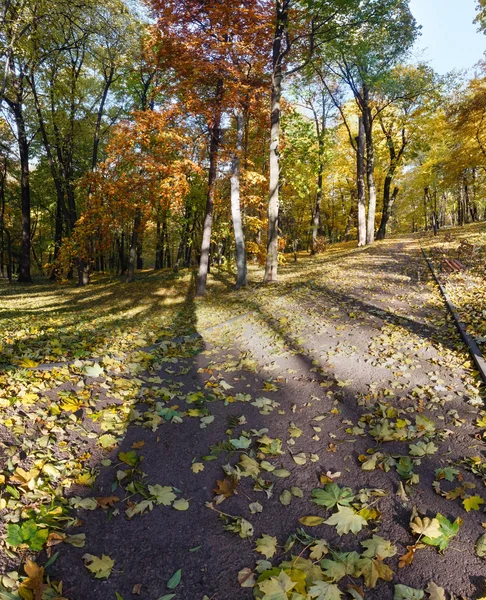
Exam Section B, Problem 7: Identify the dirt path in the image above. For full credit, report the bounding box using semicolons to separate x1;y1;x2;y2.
51;237;486;599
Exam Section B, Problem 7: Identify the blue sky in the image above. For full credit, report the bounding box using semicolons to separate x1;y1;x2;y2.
409;0;485;74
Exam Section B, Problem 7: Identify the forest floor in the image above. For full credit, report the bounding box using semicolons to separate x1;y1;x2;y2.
1;226;486;600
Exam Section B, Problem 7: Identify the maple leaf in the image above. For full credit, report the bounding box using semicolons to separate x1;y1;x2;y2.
7;520;48;551
255;534;278;559
18;559;47;600
311;483;354;509
360;535;397;560
118;450;139;466
410;517;441;539
324;506;367;536
191;462;204;473
83;554;114;579
463;494;485;512
213;478;238;498
239;454;260;477
288;423;302;437
434;467;459;482
409;441;438;456
309;539;329;560
308;580;343;599
126;499;153;518
148;485;176;506
96;496;119;509
321;551;358;582
258;571;295;600
421;514;462;551
356;557;393;588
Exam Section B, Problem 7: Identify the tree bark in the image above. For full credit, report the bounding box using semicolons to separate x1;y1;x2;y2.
127;209;141;283
196;79;223;296
14;100;32;282
356;116;367;246
362;85;376;245
230;111;247;289
264;0;287;283
376;122;406;240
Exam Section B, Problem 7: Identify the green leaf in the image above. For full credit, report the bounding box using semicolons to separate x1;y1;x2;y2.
6;520;48;551
5;524;23;547
434;467;459;482
324;506;367;536
409;441;438;457
167;569;182;589
158;595;176;600
462;495;485;512
394;584;424;599
118;451;138;466
230;436;251;449
279;490;292;506
422;514;462;552
311;483;354;509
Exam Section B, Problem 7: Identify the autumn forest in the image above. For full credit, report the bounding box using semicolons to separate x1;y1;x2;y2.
2;1;486;599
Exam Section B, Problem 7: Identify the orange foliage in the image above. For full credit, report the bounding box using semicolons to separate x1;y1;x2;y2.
59;109;199;268
147;0;272;119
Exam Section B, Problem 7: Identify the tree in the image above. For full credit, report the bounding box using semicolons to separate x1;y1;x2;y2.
375;64;437;239
318;0;419;245
61;108;198;281
148;0;270;295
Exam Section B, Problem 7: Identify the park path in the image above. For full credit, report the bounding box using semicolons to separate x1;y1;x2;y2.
54;236;486;600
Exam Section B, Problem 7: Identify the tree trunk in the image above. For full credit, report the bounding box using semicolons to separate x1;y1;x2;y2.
377;185;399;240
356;116;367;246
230;111;247;289
14;102;32;282
264;1;287;283
196;79;223;296
424;187;429;230
127;210;141;283
136;236;143;270
155;218;163;270
362;86;376;245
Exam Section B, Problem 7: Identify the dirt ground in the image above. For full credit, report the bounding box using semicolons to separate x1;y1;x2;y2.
3;235;486;600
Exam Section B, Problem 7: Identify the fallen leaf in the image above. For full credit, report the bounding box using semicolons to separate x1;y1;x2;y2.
83;554;114;579
255;534;278;559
